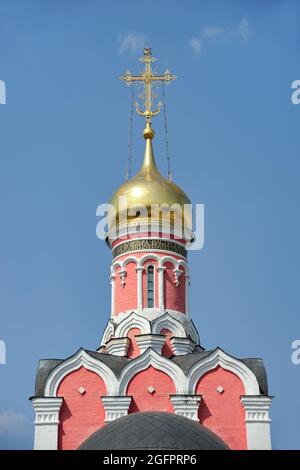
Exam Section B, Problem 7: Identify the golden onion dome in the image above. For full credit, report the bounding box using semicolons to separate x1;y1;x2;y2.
108;123;191;233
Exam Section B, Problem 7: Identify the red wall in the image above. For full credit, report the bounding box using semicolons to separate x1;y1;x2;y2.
57;367;106;450
114;262;137;315
163;262;185;313
127;365;175;413
127;328;141;358
160;328;173;358
196;366;247;450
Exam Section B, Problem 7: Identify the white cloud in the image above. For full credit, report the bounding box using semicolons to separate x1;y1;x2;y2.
238;18;252;42
118;32;148;55
189;18;252;54
0;409;30;436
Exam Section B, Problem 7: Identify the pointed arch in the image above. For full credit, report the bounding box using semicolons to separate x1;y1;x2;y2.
115;312;151;338
119;348;187;395
44;349;119;397
152;312;186;338
184;319;200;345
101;321;115;346
188;348;260;396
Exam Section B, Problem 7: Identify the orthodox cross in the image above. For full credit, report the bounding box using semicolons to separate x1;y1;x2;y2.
120;48;176;124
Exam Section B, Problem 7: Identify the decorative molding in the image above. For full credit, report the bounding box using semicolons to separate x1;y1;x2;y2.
241;396;273;450
188;348;260;396
170;337;195;355
112;238;187;259
113;308;187;323
32;397;63;450
152;312;186;338
119;348;187;395
114;312;151;338
44;349;119;397
135;334;166;355
241;396;272;423
170;395;202;421
173;268;183;287
106;337;130;356
101;321;115;346
183;319;200;345
101;396;132;422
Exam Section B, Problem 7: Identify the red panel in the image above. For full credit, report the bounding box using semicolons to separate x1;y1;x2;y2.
196;366;247;450
164;262;186;313
160;328;173;358
127;365;175;413
114;262;137;315
57;367;106;450
127;328;141;358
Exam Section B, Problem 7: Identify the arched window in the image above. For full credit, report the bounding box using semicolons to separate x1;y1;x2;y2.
147;266;155;308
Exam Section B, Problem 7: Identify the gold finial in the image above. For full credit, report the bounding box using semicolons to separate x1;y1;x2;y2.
120;48;176;125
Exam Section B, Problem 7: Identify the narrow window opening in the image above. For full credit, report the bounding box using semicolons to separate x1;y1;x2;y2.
147;266;154;308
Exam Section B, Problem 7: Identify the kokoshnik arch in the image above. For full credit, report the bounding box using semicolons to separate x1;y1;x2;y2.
30;49;273;451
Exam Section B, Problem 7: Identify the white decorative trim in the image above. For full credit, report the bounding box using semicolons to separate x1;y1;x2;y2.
101;396;132;422
135;334;166;355
170;337;195;355
157;266;166;311
173;268;183;287
184;274;190;320
170;395;202;421
114;312;151;338
101;321;115;346
119;348;187;395
44;349;119;397
106;337;130;356
110;269;116;318
152;312;186;338
135;267;144;310
113;308;187;323
241;396;272;450
184;319;200;345
32;397;63;450
188;348;260;396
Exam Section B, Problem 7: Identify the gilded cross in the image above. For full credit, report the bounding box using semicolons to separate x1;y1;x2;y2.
120;48;176;124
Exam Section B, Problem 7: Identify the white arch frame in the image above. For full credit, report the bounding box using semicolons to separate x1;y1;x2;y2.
188;348;260;395
184;319;200;345
115;312;151;338
44;349;119;397
101;321;115;346
152;312;186;338
119;348;187;395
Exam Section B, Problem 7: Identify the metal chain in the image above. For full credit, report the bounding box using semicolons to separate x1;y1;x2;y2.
162;81;172;181
126;83;134;181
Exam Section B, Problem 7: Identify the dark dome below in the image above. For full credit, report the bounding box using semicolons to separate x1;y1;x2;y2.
78;411;229;450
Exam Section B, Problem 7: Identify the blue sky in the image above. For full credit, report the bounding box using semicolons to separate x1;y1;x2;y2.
0;0;299;449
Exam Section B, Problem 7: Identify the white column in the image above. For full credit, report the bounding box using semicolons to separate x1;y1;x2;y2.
110;272;116;318
135;267;144;311
157;266;165;311
241;396;272;450
32;397;63;450
185;274;190;319
170;395;202;421
101;396;132;422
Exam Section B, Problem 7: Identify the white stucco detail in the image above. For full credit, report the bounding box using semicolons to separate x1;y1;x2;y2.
101;321;115;346
170;337;195;355
101;396;132;422
115;311;151;338
170;395;202;421
241;396;272;450
188;348;260;396
44;349;119;397
32;397;63;450
106;337;130;356
152;312;186;337
135;334;166;355
119;348;187;395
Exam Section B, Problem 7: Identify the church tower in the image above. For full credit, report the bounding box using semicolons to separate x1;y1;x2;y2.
31;49;272;451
